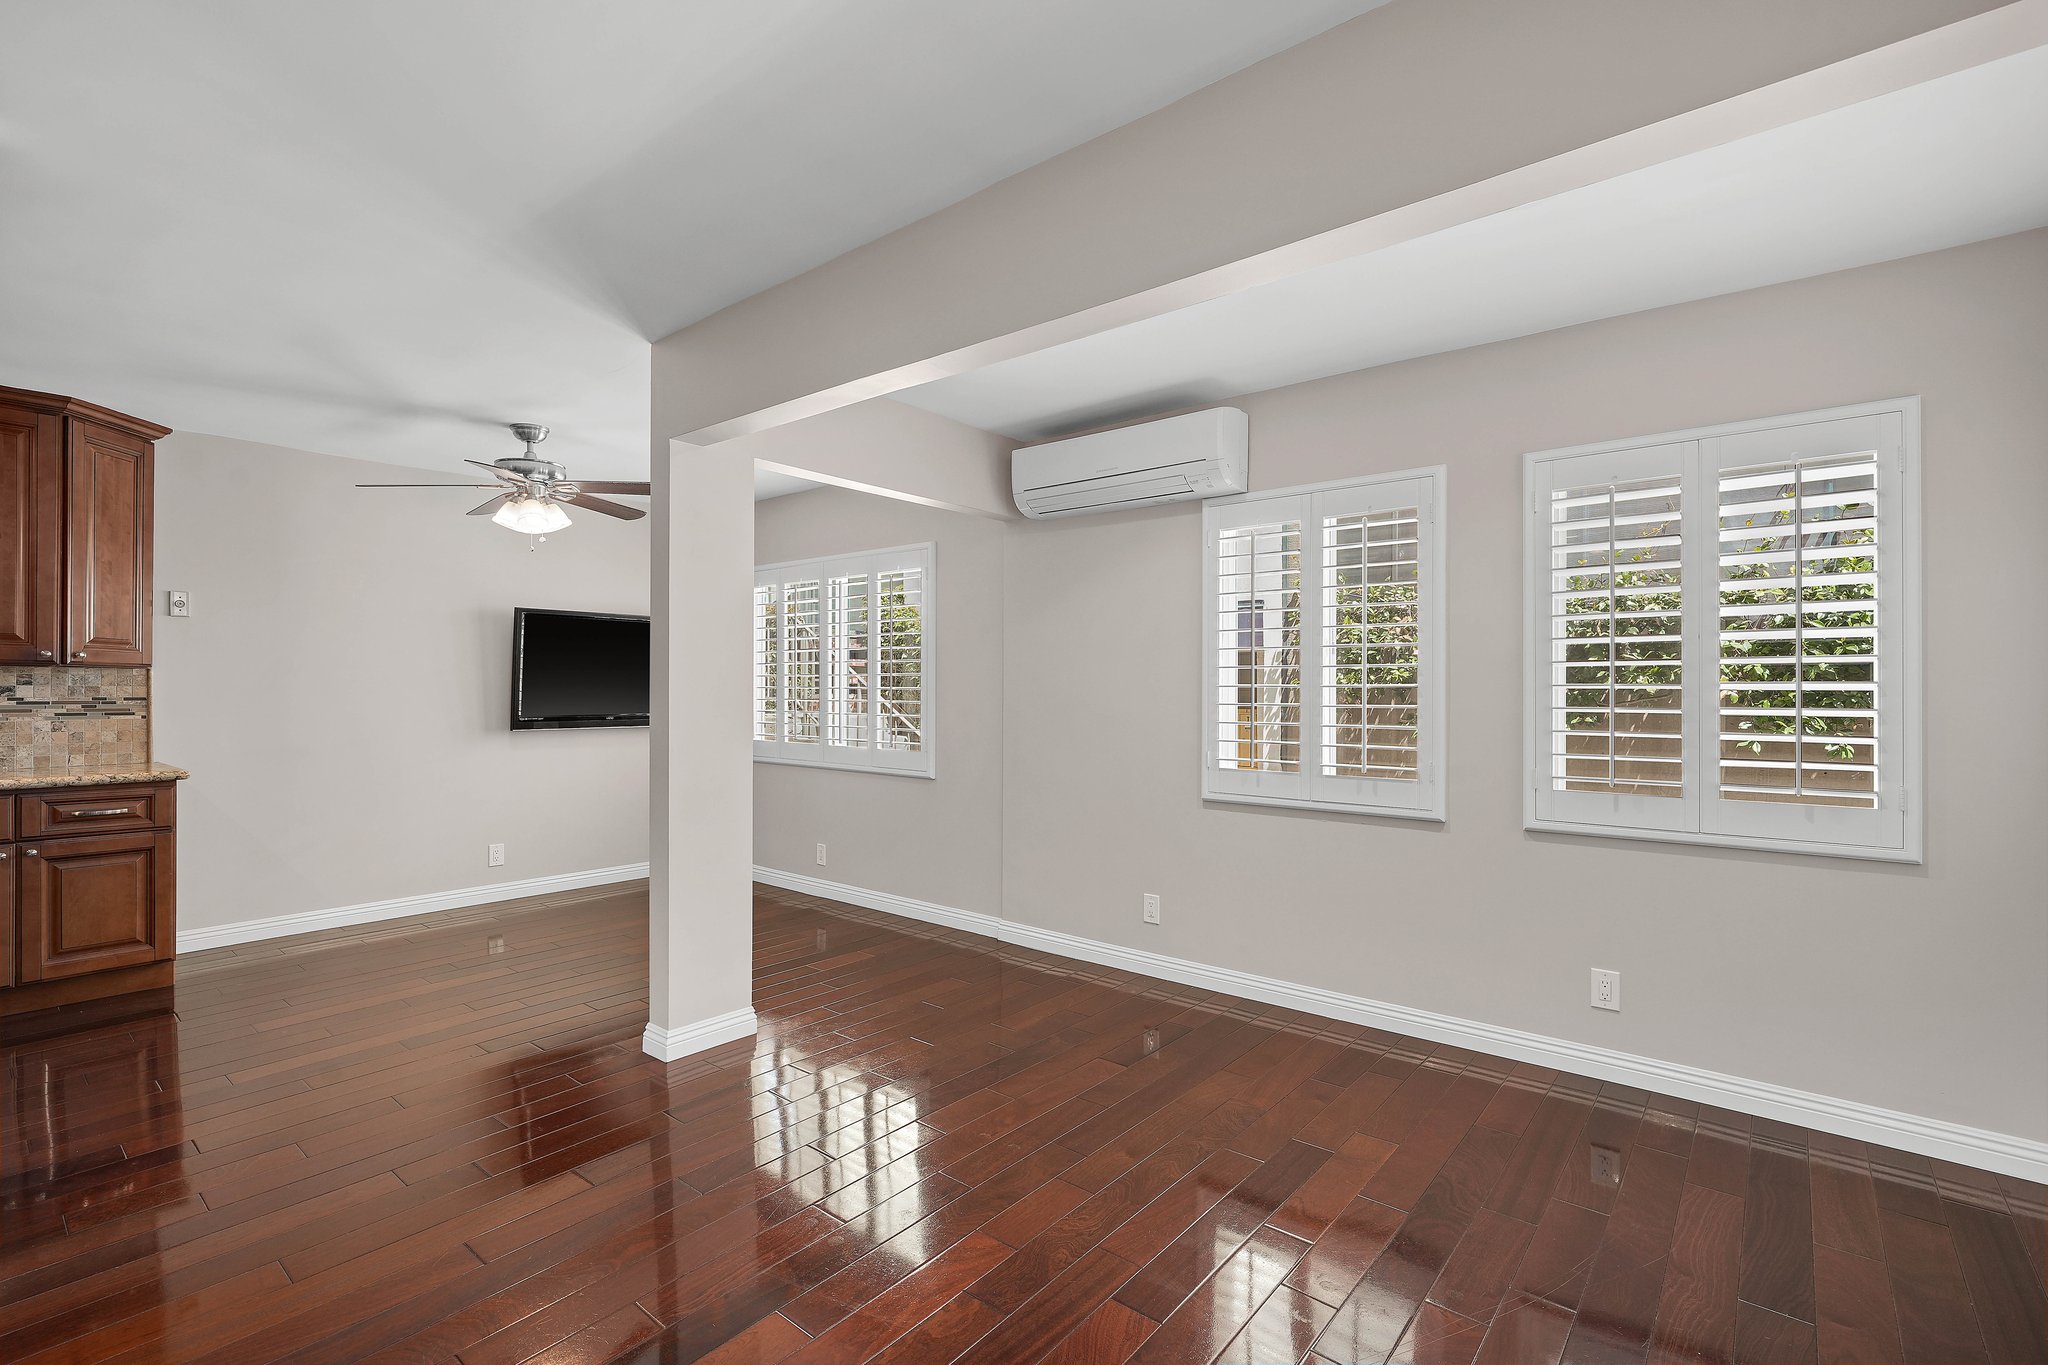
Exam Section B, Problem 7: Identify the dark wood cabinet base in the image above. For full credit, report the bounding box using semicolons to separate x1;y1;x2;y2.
0;960;173;1021
1;957;173;1017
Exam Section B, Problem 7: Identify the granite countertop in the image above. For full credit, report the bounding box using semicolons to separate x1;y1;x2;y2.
0;762;190;791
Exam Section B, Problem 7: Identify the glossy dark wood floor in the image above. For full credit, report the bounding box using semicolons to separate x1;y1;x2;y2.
2;884;2042;1365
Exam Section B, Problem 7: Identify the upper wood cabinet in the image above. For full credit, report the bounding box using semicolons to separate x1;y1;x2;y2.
0;401;64;664
0;386;166;667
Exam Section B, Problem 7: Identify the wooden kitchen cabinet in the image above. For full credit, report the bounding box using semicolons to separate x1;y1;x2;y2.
0;400;65;665
1;780;179;1016
0;386;167;667
0;842;14;996
17;829;175;982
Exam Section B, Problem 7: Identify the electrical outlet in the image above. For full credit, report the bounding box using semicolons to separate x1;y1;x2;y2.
1142;893;1161;925
167;589;190;617
1590;967;1621;1011
815;843;828;867
1142;1027;1161;1055
487;843;506;868
1590;1144;1623;1187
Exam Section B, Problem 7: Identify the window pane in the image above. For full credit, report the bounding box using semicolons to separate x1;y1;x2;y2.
784;578;822;745
1549;476;1683;797
1717;454;1879;808
1322;506;1420;779
875;567;924;752
753;583;780;742
827;573;870;748
1215;520;1301;773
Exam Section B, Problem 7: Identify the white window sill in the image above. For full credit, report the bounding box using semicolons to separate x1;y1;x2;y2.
1523;817;1921;864
754;754;936;780
1202;789;1445;822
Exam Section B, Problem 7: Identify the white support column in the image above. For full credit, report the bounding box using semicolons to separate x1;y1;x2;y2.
644;438;758;1062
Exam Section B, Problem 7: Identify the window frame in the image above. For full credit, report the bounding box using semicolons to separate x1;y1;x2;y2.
1201;466;1447;821
754;541;936;779
1523;398;1922;863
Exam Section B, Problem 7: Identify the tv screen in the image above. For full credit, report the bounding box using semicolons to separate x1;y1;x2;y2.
511;608;650;730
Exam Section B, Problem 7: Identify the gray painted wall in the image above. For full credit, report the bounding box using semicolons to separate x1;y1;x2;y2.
752;488;1005;919
153;431;651;933
753;232;2048;1143
1001;233;2048;1143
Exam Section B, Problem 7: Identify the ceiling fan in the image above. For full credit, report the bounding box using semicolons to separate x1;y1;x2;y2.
356;424;649;534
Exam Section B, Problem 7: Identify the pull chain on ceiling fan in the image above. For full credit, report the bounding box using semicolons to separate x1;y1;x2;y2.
356;423;651;538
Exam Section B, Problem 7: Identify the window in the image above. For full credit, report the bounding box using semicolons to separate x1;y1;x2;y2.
1525;399;1920;861
755;543;933;777
1203;468;1445;819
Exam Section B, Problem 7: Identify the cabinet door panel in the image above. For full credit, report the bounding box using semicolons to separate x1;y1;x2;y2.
0;401;64;665
1;846;15;987
65;420;153;666
18;831;174;981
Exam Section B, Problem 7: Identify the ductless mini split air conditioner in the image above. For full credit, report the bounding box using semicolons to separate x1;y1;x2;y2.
1011;407;1248;519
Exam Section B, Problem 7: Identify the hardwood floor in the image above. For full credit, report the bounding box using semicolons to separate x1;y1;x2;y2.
2;883;2042;1365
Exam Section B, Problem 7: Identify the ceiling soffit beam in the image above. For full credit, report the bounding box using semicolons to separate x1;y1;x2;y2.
677;0;2048;449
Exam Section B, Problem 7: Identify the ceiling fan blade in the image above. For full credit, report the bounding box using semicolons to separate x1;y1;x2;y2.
355;483;505;489
464;459;523;484
466;494;511;517
572;481;652;496
562;491;646;521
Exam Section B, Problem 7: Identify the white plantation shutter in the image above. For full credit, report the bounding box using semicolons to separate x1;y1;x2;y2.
755;543;934;777
1209;495;1305;794
1526;401;1918;861
1204;469;1444;819
753;582;780;742
1530;441;1695;835
873;565;926;755
1702;413;1907;851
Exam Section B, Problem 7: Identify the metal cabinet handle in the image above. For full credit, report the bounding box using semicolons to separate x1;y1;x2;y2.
71;808;134;818
0;850;8;859
23;849;37;857
72;651;87;660
38;649;53;659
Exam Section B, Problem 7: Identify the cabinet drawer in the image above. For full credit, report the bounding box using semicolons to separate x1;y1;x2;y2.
18;830;175;981
18;783;173;838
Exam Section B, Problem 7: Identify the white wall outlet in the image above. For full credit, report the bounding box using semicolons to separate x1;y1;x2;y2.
487;843;506;868
166;589;190;617
1142;892;1162;925
815;843;828;867
1590;1144;1623;1187
1590;967;1621;1011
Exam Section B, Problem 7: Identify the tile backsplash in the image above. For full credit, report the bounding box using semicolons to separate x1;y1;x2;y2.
0;667;151;772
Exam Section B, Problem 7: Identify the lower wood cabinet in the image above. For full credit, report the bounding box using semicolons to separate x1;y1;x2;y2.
0;780;179;1018
17;830;175;981
0;845;14;993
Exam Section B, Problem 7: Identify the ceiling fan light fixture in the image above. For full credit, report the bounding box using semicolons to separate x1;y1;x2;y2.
492;496;572;534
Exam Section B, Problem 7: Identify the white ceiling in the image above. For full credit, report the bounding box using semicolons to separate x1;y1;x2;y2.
898;45;2048;440
0;0;1380;485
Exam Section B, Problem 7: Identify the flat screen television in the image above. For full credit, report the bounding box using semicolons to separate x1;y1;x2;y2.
510;608;650;730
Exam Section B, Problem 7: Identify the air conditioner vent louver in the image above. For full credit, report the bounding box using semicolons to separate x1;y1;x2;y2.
1012;408;1247;519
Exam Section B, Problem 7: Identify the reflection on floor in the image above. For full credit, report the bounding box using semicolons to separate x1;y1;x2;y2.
2;882;2043;1365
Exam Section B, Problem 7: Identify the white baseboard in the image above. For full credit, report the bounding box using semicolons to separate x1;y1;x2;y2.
177;863;651;954
642;1008;759;1062
754;865;2048;1182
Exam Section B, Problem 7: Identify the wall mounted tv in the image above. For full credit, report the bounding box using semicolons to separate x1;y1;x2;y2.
510;608;650;730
